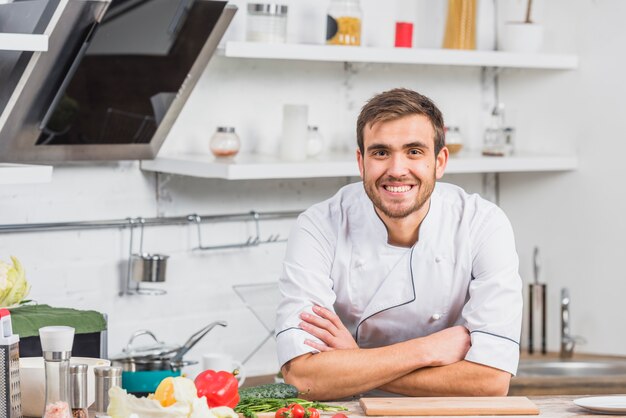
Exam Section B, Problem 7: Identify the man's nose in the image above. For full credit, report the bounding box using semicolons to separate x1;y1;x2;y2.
386;153;410;177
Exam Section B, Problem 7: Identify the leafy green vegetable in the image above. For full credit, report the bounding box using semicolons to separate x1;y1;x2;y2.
235;397;348;418
0;256;30;307
239;383;299;401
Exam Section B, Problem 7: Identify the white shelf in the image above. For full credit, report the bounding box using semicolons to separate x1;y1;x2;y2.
0;33;48;51
220;42;578;70
141;151;578;180
0;163;53;184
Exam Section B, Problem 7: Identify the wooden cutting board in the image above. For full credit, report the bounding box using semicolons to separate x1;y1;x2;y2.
359;397;540;416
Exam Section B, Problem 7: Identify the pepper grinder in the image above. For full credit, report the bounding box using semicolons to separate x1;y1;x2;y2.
40;326;75;418
528;247;547;354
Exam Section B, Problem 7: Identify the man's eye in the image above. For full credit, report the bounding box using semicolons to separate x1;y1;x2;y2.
372;150;387;157
408;149;421;155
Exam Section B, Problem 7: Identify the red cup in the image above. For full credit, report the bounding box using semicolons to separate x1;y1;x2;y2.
395;22;413;48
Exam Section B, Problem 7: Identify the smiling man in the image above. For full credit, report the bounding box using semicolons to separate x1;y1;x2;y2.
275;88;522;400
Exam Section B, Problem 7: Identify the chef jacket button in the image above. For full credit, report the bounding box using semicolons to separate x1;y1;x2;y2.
431;313;442;321
435;256;442;263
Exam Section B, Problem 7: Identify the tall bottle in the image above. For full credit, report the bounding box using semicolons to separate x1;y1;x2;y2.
326;0;362;46
40;326;75;418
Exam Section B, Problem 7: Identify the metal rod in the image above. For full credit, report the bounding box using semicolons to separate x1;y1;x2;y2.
0;210;301;234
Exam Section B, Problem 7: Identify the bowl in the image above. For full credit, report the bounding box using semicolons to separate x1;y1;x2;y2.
19;356;110;417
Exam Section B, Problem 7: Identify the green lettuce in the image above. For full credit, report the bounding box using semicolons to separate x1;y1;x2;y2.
0;256;31;307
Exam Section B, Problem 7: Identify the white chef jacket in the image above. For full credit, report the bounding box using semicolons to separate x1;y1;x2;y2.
275;181;522;375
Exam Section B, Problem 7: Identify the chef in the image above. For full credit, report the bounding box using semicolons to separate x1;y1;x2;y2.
275;88;522;401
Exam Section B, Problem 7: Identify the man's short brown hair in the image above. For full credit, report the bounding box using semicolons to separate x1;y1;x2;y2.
356;88;445;156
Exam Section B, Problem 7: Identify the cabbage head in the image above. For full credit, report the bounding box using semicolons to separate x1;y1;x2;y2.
0;256;31;307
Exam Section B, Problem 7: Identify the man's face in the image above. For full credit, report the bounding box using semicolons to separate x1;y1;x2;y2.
357;114;448;220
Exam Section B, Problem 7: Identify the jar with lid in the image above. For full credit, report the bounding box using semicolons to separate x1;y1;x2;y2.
69;364;88;418
326;0;362;46
482;103;514;156
445;126;463;155
247;3;288;43
210;127;240;158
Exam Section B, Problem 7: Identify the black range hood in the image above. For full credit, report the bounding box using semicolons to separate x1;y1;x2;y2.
0;0;235;162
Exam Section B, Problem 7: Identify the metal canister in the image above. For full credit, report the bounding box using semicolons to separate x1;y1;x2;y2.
70;364;88;418
94;366;122;413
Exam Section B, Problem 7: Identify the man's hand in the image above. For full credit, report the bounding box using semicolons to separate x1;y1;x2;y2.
421;325;471;367
299;305;358;351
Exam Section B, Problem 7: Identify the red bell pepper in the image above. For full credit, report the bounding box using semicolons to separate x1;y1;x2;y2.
194;370;240;408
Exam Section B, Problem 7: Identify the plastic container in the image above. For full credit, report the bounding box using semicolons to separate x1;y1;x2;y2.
326;0;362;46
210;127;241;158
247;3;288;43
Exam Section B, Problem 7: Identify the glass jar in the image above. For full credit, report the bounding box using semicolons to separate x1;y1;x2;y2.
482;103;515;156
326;0;362;46
306;126;325;157
247;3;288;43
210;127;240;158
445;126;463;155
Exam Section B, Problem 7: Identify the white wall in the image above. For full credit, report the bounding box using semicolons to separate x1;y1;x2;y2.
499;0;626;355
1;0;621;380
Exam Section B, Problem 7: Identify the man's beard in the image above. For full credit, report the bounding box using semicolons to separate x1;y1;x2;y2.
363;173;435;219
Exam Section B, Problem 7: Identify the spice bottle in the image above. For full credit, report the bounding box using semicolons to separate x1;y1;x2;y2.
94;366;122;414
69;364;88;418
326;0;362;46
40;326;75;418
445;126;463;155
210;127;241;158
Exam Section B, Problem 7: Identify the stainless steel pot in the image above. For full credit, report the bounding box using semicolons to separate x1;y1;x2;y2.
112;357;196;372
132;253;169;282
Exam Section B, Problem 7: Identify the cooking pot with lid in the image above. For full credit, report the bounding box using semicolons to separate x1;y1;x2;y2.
110;321;227;394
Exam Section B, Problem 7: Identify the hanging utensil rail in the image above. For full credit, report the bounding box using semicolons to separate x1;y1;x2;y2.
0;210;300;233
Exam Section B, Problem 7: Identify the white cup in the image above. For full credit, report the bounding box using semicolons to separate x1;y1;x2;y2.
202;353;247;387
280;104;308;161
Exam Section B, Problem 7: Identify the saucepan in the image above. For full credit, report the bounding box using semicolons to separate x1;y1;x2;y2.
110;321;227;394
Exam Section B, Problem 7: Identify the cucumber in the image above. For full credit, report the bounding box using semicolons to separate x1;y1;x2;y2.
239;383;299;400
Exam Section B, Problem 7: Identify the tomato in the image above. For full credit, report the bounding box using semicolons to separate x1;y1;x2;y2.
306;408;320;418
290;404;306;418
275;407;291;418
331;414;348;418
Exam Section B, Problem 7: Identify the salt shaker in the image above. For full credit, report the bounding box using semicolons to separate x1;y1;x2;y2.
94;366;122;414
40;326;75;418
70;364;88;418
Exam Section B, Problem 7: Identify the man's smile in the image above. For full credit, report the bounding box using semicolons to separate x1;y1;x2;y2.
383;184;414;194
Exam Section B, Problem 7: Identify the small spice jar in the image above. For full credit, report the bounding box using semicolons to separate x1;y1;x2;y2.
210;126;241;158
69;364;88;418
247;3;288;43
94;366;122;414
445;126;463;155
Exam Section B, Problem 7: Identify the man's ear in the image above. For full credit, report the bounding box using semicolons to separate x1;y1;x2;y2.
357;148;364;179
435;146;449;180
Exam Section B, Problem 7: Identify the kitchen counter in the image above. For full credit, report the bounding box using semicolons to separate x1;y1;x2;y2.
511;352;626;396
329;396;625;417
